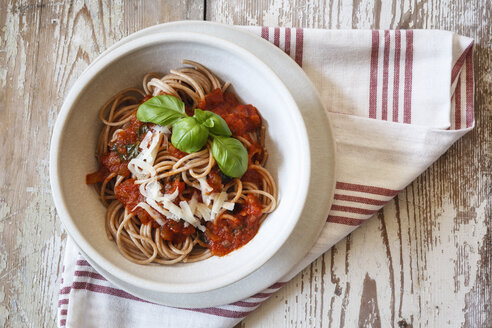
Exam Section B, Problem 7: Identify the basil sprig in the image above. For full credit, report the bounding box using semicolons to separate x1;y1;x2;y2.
137;95;248;178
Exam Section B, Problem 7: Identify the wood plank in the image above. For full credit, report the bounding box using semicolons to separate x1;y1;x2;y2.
0;1;203;327
207;0;491;327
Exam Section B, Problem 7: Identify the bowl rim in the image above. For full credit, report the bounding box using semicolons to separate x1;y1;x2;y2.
49;31;311;294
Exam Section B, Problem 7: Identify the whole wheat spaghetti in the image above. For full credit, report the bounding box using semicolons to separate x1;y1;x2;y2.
86;60;277;265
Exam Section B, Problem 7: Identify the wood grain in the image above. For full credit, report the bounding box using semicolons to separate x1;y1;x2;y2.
0;0;490;327
0;1;202;327
207;0;491;327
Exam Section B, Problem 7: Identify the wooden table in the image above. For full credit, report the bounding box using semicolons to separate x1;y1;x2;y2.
1;1;490;327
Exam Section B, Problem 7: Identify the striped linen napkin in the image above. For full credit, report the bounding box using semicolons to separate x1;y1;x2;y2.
57;27;474;328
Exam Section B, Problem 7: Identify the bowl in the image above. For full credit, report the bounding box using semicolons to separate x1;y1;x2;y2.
50;32;310;294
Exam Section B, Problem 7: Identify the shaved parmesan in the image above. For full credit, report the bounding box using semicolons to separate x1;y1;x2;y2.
151;125;171;135
146;198;171;218
127;130;235;230
128;158;156;180
222;202;235;211
179;201;202;228
133;202;165;226
196;203;212;222
197;177;214;205
128;130;163;179
210;192;227;222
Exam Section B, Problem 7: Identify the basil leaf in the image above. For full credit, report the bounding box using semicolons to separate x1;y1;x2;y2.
137;125;149;138
123;142;140;161
194;108;232;137
171;117;209;153
110;142;140;161
211;136;248;178
137;95;186;126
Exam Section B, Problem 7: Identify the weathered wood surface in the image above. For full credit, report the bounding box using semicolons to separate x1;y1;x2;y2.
0;1;490;327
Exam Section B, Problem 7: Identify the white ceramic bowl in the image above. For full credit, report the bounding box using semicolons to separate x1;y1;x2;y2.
50;32;310;294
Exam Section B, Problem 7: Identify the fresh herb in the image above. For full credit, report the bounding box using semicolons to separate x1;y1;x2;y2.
211;136;248;178
193;108;232;137
123;142;140;161
110;142;140;161
171;117;209;153
137;125;149;138
137;95;248;177
137;95;186;126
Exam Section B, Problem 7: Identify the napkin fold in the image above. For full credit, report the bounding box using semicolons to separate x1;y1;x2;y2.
57;27;474;328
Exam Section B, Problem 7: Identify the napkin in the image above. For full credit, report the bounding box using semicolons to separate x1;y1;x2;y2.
57;27;474;328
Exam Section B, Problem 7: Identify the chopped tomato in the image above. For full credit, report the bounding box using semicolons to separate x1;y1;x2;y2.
85;169;108;184
115;179;153;224
163;177;185;195
86;113;149;183
205;194;263;256
206;167;223;193
242;168;263;187
141;94;152;103
168;143;188;159
198;89;262;137
160;219;195;243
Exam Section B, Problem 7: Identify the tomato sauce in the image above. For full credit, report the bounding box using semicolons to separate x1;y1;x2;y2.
196;89;267;255
163;177;185;195
205;194;263;256
206;167;223;193
86;114;149;184
242;168;263;187
198;89;262;138
168;143;188;159
115;178;153;224
160;219;195;243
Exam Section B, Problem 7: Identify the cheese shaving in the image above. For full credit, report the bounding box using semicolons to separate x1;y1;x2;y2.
133;202;165;226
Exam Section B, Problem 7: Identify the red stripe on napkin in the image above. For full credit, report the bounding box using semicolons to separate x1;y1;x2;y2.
327;215;366;226
382;30;391;120
465;49;474;127
274;27;280;46
369;31;380;119
455;76;462;129
334;194;388;206
285;28;291;55
295;28;303;66
231;300;263;307
392;30;401;122
74;270;107;280
261;26;269;40
336;182;400;197
451;43;473;83
403;30;413;124
71;281;148;302
330;204;376;215
58;298;69;306
187;307;255;319
76;259;91;266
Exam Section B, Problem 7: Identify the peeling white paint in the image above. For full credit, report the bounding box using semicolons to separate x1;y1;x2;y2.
1;1;489;328
17;39;27;94
262;0;291;27
0;286;7;328
1;2;19;88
